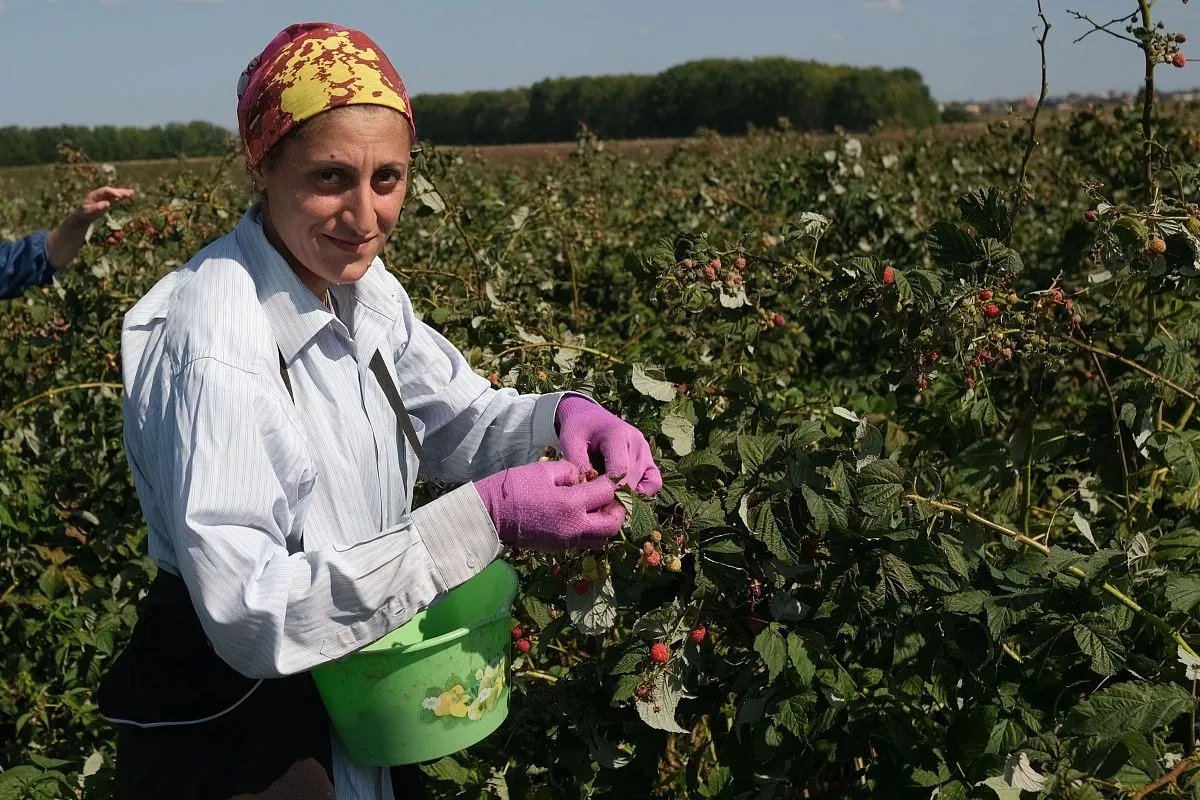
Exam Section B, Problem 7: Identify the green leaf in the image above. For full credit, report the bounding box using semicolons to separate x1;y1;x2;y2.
737;435;780;473
938;781;969;800
788;633;816;684
421;756;473;786
802;486;830;535
697;766;731;798
745;500;791;563
612;674;641;703
1066;681;1194;737
1073;619;1125;675
1156;527;1200;563
957;187;1010;240
772;696;807;738
635;670;689;733
978;776;1022;800
610;649;646;675
521;596;554;630
880;552;921;597
926;220;983;267
754;626;787;682
661;412;695;456
1166;575;1200;613
939;534;971;579
944;590;988;614
631;363;677;402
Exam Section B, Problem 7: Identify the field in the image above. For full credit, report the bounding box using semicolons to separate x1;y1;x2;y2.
5;23;1200;800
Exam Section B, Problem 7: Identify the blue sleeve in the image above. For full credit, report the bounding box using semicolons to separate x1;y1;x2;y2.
0;230;56;300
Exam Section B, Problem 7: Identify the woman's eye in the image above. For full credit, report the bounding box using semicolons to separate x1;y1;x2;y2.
315;169;341;185
375;170;401;186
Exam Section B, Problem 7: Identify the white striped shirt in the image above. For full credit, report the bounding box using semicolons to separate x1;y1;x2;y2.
120;204;565;798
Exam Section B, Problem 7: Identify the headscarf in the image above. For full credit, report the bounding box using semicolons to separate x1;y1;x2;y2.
236;22;416;171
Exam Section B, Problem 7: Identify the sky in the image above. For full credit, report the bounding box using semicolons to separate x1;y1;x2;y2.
0;0;1197;129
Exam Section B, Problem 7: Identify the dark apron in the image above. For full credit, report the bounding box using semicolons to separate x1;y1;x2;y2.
98;349;431;799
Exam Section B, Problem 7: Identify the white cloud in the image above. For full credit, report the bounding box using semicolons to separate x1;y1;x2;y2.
865;0;903;10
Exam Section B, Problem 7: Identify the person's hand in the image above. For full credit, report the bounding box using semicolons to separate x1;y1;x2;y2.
475;460;626;552
47;186;135;269
555;396;663;496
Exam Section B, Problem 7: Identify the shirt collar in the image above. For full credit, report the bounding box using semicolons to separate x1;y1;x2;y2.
234;203;336;364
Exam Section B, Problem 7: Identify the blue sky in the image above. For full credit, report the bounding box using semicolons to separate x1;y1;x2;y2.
1;0;1197;129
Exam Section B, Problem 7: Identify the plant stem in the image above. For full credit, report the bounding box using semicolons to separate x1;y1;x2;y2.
487;341;626;365
1137;0;1157;203
1130;751;1200;799
1092;353;1134;515
906;493;1199;659
1007;0;1052;242
4;382;123;417
1066;334;1200;404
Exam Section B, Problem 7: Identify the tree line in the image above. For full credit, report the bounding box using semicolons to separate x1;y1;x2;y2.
0;58;941;166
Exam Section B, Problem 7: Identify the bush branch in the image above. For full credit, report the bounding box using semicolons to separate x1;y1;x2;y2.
1064;334;1200;404
1067;9;1140;45
4;381;123;417
1008;0;1052;241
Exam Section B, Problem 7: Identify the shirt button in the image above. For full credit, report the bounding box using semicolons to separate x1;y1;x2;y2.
466;557;479;570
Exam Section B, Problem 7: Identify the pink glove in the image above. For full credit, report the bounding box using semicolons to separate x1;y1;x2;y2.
475;460;627;552
555;396;663;496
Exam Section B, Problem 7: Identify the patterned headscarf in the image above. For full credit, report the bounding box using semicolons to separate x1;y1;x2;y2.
236;22;416;170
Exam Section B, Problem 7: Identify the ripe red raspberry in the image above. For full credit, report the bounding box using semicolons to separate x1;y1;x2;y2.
1149;237;1167;255
772;314;786;328
644;550;662;568
978;289;993;301
511;625;524;641
703;266;717;281
709;257;722;270
1172;52;1187;68
516;638;531;654
1085;209;1099;223
983;303;1001;319
680;258;694;269
733;257;747;270
883;266;895;285
689;626;707;643
573;579;591;596
649;642;669;663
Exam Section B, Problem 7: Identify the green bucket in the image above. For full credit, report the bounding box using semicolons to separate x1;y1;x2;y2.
311;559;519;766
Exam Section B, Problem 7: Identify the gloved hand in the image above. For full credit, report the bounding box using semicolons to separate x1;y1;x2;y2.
555;396;663;496
475;460;626;552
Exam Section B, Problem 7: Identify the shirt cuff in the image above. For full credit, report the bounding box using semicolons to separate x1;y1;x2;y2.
29;230;56;282
534;390;596;451
412;482;503;592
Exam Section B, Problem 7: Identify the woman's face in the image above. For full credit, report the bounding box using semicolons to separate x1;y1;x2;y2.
253;105;412;296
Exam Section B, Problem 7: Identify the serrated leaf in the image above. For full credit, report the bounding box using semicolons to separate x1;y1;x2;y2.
1066;681;1194;736
521;596;554;630
422;756;472;785
754;626;787;682
610;649;646;675
957;187;1010;240
631;363;677;402
1166;576;1200;613
737;435;779;472
788;634;816;684
635;669;689;733
1073;511;1098;549
803;486;830;535
927;220;983;267
697;766;731;798
772;696;807;738
880;552;921;597
1073;620;1124;675
81;751;103;778
939;534;970;579
661;412;695;456
565;575;617;636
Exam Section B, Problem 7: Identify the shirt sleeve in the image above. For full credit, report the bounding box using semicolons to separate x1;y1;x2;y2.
157;356;502;679
389;287;577;484
0;231;55;300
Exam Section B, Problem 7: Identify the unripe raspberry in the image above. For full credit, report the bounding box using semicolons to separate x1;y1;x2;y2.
635;683;654;702
978;289;993;301
666;556;682;573
689;626;707;643
772;314;786;328
709;257;722;271
916;377;929;392
883;266;895;285
1085;209;1099;223
644;550;662;568
1178;33;1188;43
550;563;564;580
649;642;669;663
680;258;694;269
704;266;717;281
516;638;531;654
733;257;747;270
650;530;662;542
1049;288;1064;304
929;350;940;363
1149;237;1167;255
642;541;656;555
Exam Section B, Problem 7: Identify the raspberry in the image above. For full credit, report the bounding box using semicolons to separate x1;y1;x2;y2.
733;257;747;270
709;257;722;270
1085;209;1099;223
966;377;976;390
772;314;786;328
650;530;662;542
649;642;669;663
516;638;531;654
929;350;940;363
704;266;717;281
883;266;895;285
916;377;929;392
642;541;656;555
1064;298;1073;311
983;303;1001;319
978;289;993;301
573;579;591;596
680;258;694;269
1149;237;1167;255
511;625;524;641
728;274;742;285
1178;33;1188;43
1049;288;1064;304
1172;52;1187;68
635;683;654;702
666;556;682;573
689;626;707;643
673;532;685;545
487;373;500;385
644;551;662;568
1071;313;1083;325
550;563;564;580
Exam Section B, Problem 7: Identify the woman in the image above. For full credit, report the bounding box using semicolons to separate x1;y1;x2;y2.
1;185;134;300
98;22;662;800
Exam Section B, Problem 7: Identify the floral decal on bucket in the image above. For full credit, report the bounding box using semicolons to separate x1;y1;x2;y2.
419;658;506;725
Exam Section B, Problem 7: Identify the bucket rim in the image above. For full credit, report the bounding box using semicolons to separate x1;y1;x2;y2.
354;559;519;659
